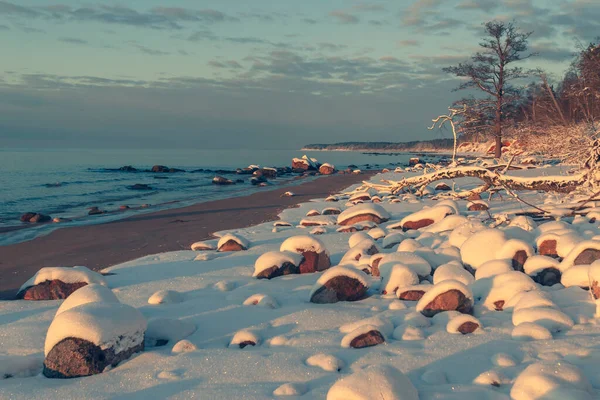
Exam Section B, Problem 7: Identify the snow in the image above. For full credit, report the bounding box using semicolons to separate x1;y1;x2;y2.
422;215;469;233
190;241;216;251
145;317;196;346
336;203;391;224
253;251;304;277
367;227;387;240
382;232;404;248
306;353;345;372
496;238;534;260
19;266;107;292
5;165;600;399
217;233;249;249
561;265;592;288
300;215;337;226
280;235;328;254
474;259;513;280
55;284;119;316
416;280;473;314
44;302;146;356
511;362;594;400
327;365;418;400
229;330;261;348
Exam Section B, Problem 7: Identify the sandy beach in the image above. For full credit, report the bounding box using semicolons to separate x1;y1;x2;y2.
0;172;374;299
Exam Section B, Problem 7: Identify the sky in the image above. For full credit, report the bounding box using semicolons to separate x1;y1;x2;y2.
1;0;599;150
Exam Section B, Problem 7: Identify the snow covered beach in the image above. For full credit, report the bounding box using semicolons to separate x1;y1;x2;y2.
2;159;600;399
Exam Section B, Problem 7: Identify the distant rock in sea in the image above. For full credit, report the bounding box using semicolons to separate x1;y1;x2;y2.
127;184;153;191
150;165;185;173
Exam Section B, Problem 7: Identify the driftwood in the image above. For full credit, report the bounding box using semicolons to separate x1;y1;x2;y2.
360;166;588;196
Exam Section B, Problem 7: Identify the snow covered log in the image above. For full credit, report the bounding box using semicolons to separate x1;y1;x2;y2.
361;166;588;195
17;266;107;301
43;303;146;379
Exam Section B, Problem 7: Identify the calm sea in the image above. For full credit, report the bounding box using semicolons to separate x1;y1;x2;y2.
0;148;433;245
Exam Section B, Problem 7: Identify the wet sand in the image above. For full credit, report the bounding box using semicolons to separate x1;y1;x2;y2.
0;172;375;299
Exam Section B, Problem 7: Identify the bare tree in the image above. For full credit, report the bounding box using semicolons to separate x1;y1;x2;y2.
444;21;534;158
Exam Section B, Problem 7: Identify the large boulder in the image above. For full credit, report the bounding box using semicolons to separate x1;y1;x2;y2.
16;266;107;301
310;266;369;303
280;235;331;273
43;302;146;378
319;163;335;175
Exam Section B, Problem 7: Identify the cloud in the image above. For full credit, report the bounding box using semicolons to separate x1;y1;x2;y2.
59;37;88;45
352;3;387;12
317;42;348;52
127;42;170;56
303;18;318;24
398;39;420;47
401;0;445;26
329;10;359;24
0;2;239;30
530;42;575;62
208;60;243;69
456;0;498;12
0;24;9;30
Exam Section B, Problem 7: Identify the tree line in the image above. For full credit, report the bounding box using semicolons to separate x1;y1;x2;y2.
441;20;599;160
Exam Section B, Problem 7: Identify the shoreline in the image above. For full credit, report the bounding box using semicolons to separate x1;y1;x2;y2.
0;171;376;299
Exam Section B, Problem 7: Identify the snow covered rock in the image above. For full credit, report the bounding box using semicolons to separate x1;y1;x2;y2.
448;219;487;248
435;182;451;191
367;227;387;240
43;302;146;378
561;265;593;289
300;215;337;226
416;280;473;317
422;215;469;234
145;317;196;347
310;266;369;304
341;325;385;348
348;232;371;248
306;353;345;372
433;262;474;286
310;226;326;235
340;316;394;337
446;314;482;334
337;203;390;226
306;209;321;217
393;325;425;341
472;271;536;311
341;239;380;264
217;233;249;252
17;266;107;301
467;200;489;211
510;362;594;400
379;252;432;277
55;284;119;317
171;339;197;354
230;330;260;349
523;255;562;286
253;251;304;279
327;364;418;400
474;259;513;280
190;241;216;251
511;322;553;341
319;163;335;175
380;264;419;295
536;231;581;259
589;261;600;300
496;239;534;271
382;232;404;249
148;289;184;305
460;228;508;270
512;307;574;333
280;235;331;274
560;240;600;269
322;206;341;215
243;293;279;309
398;205;455;231
273;382;308;396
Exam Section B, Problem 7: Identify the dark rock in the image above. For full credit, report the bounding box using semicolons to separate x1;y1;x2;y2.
401;219;435;231
250;176;267;185
254;261;301;280
348;164;358;169
468;202;489;211
43;337;143;379
236;168;255;175
118;165;137;172
398;290;425;301
20;212;51;223
20;212;37;222
435;183;451;191
16;280;88;300
420;289;473;317
339;214;387;226
512;250;529;272
218;240;246;252
127;183;153;191
310;275;367;303
88;207;104;216
298;250;331;274
151;165;184;173
319;164;336;175
212;176;235;185
538;240;559;258
349;330;385;348
574;248;600;265
457;321;480;334
533;268;561;286
238;341;255;349
259;168;277;179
